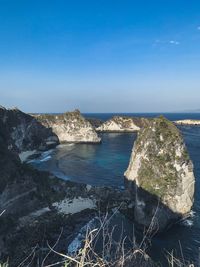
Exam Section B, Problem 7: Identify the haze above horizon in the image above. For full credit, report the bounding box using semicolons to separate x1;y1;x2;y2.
0;0;200;113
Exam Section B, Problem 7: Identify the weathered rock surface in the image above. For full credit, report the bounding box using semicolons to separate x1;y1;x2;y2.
86;117;104;128
0;124;130;221
125;116;195;231
175;119;200;126
0;123;59;217
35;109;101;143
96;116;149;132
0;124;132;265
0;107;156;266
0;106;59;153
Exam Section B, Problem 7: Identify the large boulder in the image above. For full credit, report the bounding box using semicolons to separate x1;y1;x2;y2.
0;106;59;153
35;109;101;143
124;116;195;231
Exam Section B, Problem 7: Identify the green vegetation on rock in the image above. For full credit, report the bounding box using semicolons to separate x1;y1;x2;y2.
125;115;195;231
134;116;189;198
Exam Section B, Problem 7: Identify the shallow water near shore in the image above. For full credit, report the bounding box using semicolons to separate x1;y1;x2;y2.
30;113;200;265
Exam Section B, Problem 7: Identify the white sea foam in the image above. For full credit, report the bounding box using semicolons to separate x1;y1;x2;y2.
119;185;125;190
189;210;196;218
27;158;40;164
40;155;52;162
180;210;196;227
27;149;54;164
58;143;75;148
19;150;37;162
68;217;98;255
41;149;54;157
52;171;70;180
181;219;194;227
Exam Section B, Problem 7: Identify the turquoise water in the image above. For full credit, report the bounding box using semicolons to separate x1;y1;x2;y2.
30;113;200;265
30;132;136;187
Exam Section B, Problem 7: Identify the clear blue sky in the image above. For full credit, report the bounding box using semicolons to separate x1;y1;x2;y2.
0;0;200;113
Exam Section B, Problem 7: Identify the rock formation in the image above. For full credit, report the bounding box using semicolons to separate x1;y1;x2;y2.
175;119;200;126
96;116;149;132
0;106;155;265
35;109;101;143
0;125;132;264
86;117;103;128
125;116;195;231
0;119;59;218
0;106;59;153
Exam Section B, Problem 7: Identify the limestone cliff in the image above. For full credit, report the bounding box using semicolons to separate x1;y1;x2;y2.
35;109;101;143
96;116;149;132
0;106;58;153
87;117;103;128
175;119;200;126
0;107;150;266
125;116;195;231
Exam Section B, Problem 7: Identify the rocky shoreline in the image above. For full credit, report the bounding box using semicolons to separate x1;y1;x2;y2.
0;106;196;266
0;137;133;266
0;107;133;265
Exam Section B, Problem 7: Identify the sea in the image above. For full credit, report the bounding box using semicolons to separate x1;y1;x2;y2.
29;113;200;265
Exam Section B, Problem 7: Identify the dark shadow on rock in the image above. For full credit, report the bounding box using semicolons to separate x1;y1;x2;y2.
86;117;104;128
124;177;185;234
0;107;59;153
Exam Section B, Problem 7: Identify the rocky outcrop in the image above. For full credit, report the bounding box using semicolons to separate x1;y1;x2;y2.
35;110;101;143
0;128;132;265
87;117;103;128
0;123;59;217
0;124;129;218
96;116;149;132
0;106;59;153
175;119;200;126
0;107;155;266
125;116;195;231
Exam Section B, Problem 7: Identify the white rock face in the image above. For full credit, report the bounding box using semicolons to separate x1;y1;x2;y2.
125;116;195;231
96;116;143;132
175;119;200;125
36;110;101;143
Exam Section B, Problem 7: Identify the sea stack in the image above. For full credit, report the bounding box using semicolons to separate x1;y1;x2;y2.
96;116;149;132
35;109;101;143
175;119;200;126
124;116;195;231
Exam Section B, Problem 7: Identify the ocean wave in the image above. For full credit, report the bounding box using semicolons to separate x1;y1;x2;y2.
41;149;54;157
27;149;54;164
180;210;196;227
52;171;70;180
68;217;98;255
181;219;194;227
58;143;75;148
38;149;54;162
40;155;52;162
